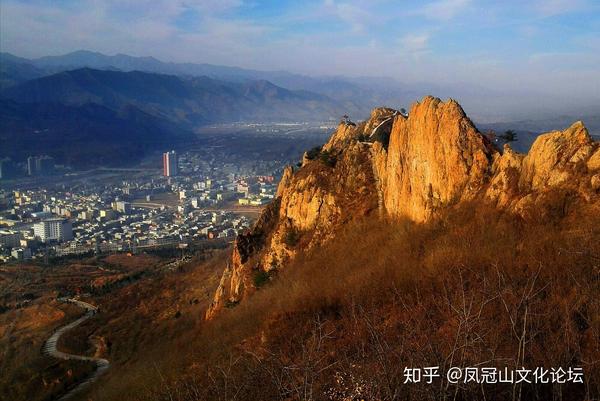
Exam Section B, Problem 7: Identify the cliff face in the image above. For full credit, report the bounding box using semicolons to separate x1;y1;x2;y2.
205;96;600;319
206;132;379;318
377;97;494;222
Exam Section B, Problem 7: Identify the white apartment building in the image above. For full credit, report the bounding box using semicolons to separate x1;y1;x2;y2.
34;218;73;243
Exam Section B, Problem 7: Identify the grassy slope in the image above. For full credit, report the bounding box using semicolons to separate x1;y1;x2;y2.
81;201;600;401
76;250;229;401
0;299;95;401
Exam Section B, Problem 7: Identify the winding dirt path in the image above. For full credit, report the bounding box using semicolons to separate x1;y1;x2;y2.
43;298;109;401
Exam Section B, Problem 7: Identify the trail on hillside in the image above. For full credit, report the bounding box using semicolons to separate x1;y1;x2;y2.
43;298;109;401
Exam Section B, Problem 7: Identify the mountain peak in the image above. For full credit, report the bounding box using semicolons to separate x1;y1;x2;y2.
383;97;492;222
206;95;600;319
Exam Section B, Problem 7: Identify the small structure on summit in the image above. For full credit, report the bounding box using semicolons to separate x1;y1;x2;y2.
341;114;356;126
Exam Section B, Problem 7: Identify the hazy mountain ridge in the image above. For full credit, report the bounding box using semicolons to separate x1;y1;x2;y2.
5;50;599;123
0;67;357;166
2;51;599;167
1;67;353;126
0;51;378;117
0;53;48;88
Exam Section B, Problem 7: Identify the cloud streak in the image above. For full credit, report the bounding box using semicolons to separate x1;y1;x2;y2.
417;0;471;20
1;0;599;109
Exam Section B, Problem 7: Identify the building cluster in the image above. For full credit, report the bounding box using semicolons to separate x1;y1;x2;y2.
0;155;56;179
0;149;285;263
28;155;56;176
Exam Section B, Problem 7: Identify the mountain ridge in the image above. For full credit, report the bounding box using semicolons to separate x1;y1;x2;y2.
6;50;599;122
0;98;194;167
206;95;600;319
1;67;352;126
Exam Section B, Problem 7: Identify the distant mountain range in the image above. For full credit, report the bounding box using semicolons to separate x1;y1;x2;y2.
0;98;193;167
0;62;358;167
0;50;377;114
1;50;599;167
0;51;559;120
1;68;353;126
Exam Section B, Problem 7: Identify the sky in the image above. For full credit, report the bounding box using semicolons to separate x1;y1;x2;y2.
1;0;600;104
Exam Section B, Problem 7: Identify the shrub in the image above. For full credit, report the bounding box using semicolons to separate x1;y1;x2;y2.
253;270;271;288
318;149;337;167
283;227;300;247
305;146;322;160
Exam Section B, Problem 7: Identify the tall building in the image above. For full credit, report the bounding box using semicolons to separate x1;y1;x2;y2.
34;218;73;243
27;156;36;176
163;151;178;177
28;155;55;176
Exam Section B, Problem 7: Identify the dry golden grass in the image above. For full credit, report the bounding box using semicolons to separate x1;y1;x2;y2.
76;249;229;401
59;202;600;401
0;251;217;401
0;299;95;401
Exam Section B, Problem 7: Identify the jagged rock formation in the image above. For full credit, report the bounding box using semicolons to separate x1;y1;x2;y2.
376;97;494;222
205;96;600;319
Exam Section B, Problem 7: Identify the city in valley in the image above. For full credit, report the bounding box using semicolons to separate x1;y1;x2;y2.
0;123;331;263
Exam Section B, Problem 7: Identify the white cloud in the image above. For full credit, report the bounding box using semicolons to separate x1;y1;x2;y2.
399;33;430;53
1;0;599;113
534;0;587;17
0;0;268;62
418;0;471;21
321;0;373;33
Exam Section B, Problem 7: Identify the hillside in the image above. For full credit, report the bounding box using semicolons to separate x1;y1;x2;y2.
206;96;600;318
1;68;354;126
0;99;194;167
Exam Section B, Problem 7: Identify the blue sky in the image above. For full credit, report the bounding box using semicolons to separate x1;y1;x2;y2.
1;0;599;99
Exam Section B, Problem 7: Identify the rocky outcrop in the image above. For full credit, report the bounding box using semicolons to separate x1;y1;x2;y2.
205;139;378;319
206;96;600;319
519;121;594;191
588;148;600;171
378;96;494;222
485;145;524;208
323;121;359;151
206;200;281;318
